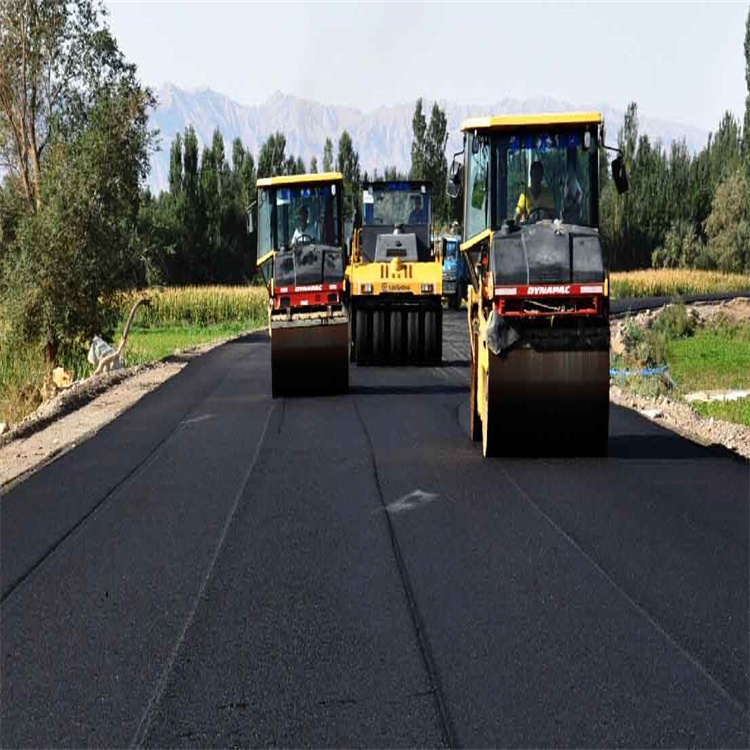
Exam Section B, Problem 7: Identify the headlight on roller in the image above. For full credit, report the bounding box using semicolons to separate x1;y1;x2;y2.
421;283;434;293
361;283;373;294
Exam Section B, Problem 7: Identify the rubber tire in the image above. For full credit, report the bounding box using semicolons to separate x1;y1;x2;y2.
407;310;420;363
424;309;438;364
389;310;403;362
469;335;482;442
355;308;370;364
434;308;443;364
372;310;386;362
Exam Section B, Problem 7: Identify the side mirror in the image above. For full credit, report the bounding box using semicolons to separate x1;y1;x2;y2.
245;201;256;234
447;157;463;199
611;157;629;195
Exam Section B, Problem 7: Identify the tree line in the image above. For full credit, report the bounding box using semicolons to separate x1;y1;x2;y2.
600;102;749;273
1;0;749;370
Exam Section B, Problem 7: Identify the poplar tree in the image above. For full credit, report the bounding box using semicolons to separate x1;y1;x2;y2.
322;138;334;172
410;98;427;180
336;130;361;219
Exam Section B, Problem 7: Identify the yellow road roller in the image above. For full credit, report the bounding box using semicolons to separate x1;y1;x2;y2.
447;112;628;456
254;172;349;397
347;180;442;365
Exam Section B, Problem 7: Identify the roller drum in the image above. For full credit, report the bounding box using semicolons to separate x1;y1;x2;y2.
271;319;349;397
483;344;609;457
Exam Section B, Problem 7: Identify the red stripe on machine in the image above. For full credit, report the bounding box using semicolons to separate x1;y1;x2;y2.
274;282;343;295
494;284;603;297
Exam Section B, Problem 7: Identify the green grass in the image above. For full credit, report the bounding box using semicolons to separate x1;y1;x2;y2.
666;330;750;393
0;344;47;425
612;304;750;429
691;397;750;428
0;319;264;425
121;322;260;366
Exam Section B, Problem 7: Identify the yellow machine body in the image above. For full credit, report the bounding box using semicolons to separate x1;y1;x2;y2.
346;180;443;365
455;112;616;456
256;172;349;396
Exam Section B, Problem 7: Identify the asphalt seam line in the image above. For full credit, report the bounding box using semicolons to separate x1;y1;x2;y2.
0;343;259;605
353;397;458;749
129;399;278;749
498;464;749;719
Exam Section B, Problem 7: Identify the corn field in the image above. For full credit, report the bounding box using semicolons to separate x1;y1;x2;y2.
610;270;750;300
121;285;268;328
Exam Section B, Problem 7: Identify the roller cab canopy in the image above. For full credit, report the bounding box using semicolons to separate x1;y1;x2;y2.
455;112;606;291
256;172;345;287
359;180;433;262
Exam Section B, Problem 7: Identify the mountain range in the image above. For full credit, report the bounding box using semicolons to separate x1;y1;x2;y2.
148;83;711;194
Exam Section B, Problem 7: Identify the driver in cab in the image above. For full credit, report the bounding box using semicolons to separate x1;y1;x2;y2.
515;160;555;223
292;205;317;244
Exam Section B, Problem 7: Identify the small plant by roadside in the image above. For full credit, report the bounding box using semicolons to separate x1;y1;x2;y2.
612;300;750;428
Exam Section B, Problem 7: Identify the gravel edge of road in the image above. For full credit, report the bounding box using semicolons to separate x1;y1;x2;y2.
610;387;750;461
0;329;265;489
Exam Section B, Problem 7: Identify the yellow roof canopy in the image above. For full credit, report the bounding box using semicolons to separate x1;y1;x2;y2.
461;112;602;133
256;171;343;188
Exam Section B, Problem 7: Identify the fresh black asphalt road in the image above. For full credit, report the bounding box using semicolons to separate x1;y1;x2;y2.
1;311;748;748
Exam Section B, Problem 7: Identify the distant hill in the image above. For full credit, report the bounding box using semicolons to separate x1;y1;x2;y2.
147;84;710;194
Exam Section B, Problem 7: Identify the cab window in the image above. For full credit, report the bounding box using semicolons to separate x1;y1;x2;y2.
465;133;490;240
257;189;272;260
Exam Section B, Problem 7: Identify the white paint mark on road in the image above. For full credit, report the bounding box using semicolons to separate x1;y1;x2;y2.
180;414;216;427
385;488;439;514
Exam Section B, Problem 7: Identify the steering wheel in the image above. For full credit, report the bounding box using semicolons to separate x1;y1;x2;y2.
526;206;557;224
293;233;313;246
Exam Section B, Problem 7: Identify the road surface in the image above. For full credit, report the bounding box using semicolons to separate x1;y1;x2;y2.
1;310;747;748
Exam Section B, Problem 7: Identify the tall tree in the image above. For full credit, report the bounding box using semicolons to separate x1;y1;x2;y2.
424;102;448;222
410;98;427;180
0;0;149;212
257;132;287;178
183;126;199;198
322;137;334;173
336;130;360;219
744;3;750;172
169;132;183;195
706;169;750;273
309;155;318;173
0;0;155;362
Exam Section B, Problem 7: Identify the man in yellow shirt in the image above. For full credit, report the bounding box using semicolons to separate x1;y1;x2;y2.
515;160;556;223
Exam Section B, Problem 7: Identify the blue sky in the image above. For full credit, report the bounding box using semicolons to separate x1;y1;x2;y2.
106;0;747;132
